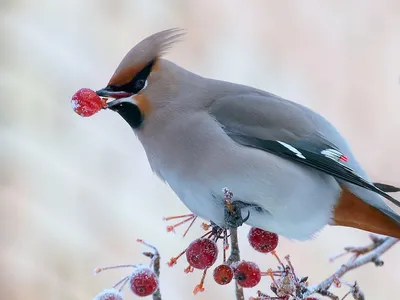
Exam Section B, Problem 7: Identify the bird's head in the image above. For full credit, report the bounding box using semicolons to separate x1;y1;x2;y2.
96;28;184;129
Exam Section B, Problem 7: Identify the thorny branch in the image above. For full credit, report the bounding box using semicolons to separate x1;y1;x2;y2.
303;236;399;299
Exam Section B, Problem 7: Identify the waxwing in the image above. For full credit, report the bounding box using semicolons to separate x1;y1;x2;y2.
97;29;400;240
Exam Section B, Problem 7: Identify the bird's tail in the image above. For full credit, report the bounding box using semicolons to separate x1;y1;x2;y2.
333;185;400;238
373;182;400;193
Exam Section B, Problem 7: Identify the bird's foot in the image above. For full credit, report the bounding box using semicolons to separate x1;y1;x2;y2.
222;187;251;229
223;201;251;228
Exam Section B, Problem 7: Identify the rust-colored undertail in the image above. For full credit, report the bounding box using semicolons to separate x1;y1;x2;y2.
333;186;400;238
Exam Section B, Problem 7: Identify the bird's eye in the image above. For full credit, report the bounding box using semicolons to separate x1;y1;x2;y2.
135;79;147;91
118;60;154;94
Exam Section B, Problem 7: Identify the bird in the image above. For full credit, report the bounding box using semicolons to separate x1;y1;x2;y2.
96;28;400;240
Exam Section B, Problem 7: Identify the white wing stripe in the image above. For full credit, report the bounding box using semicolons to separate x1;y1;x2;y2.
277;141;306;159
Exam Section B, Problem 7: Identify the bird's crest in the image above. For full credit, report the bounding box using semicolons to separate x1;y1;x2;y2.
108;28;185;86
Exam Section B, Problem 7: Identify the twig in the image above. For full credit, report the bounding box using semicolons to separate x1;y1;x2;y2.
227;227;245;300
138;239;162;300
151;250;162;300
303;237;398;298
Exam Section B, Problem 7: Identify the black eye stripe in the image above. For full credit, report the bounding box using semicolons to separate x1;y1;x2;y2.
118;60;155;94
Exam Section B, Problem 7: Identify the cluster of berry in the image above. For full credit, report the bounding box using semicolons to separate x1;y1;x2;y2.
167;223;279;292
88;188;320;299
92;225;280;299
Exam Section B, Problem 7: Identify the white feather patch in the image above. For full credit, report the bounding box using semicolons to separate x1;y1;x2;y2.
277;141;306;159
321;149;343;161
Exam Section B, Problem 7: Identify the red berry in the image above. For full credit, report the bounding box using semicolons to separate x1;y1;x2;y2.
248;227;278;253
186;238;218;269
213;264;234;285
233;261;261;288
71;88;106;117
129;267;158;297
93;289;123;300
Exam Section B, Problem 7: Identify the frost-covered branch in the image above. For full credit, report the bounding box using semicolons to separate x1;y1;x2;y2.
227;227;245;300
303;236;398;299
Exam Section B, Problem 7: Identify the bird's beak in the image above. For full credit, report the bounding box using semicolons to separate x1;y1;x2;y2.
105;97;135;109
96;88;133;99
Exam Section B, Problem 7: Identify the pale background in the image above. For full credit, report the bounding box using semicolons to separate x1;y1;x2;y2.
1;1;400;299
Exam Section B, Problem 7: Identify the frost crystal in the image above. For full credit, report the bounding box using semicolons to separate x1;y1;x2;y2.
71;99;80;110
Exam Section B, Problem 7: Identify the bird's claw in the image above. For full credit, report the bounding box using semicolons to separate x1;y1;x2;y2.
242;210;251;222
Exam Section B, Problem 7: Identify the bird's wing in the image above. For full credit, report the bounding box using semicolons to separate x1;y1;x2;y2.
209;92;400;208
227;132;400;207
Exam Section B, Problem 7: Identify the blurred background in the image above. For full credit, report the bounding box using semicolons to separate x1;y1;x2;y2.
1;1;400;299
